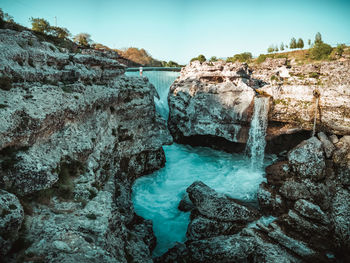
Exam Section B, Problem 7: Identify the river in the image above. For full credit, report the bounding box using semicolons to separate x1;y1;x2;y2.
126;69;275;257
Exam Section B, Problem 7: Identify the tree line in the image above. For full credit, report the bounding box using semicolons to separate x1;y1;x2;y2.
267;32;324;53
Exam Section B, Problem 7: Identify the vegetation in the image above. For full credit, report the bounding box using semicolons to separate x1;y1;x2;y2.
290;37;297;49
226;52;252;63
30;18;51;34
73;33;92;47
209;56;218;62
310;42;333;60
297;38;304;49
161;60;181;67
116;47;162;66
190;54;206;63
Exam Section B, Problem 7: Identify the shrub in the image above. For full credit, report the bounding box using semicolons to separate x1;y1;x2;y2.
330;44;346;59
310;42;333;60
270;75;278;81
309;72;320;78
256;54;268;63
226;52;252;63
190;54;206;63
209;56;218;62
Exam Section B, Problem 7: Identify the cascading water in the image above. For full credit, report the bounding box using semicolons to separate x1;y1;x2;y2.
125;70;179;119
131;71;275;257
245;96;270;168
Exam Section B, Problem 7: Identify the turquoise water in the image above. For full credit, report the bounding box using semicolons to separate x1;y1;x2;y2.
132;143;275;256
126;70;179;119
129;69;275;257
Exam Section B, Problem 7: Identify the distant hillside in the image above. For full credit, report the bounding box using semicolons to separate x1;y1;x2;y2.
114;47;162;67
252;45;350;65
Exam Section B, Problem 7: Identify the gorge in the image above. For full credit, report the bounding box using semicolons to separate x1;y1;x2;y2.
0;27;350;263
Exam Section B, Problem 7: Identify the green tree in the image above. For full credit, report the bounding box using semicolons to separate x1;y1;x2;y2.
297;38;304;49
50;26;70;39
275;45;279;52
30;17;51;34
310;42;333;60
315;32;323;44
280;43;284;51
290;37;297;49
267;45;275;53
308;39;311;47
0;8;14;23
166;61;179;67
227;52;252;63
74;33;92;47
209;56;218;62
190;54;206;63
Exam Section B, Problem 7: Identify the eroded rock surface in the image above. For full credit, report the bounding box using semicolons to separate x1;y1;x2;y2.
168;61;256;151
168;59;350;153
0;29;171;262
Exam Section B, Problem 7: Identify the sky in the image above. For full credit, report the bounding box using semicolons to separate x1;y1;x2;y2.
1;0;350;64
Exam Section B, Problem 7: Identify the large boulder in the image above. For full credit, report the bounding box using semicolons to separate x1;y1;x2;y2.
331;188;350;252
168;61;255;150
186;181;260;222
288;137;326;180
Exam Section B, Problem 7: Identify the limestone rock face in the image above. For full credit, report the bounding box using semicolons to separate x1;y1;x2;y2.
168;61;255;148
288;137;326;180
168;59;350;152
0;29;171;262
0;190;24;257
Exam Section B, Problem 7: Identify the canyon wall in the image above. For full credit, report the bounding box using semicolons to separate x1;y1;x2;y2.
0;29;171;262
168;59;350;152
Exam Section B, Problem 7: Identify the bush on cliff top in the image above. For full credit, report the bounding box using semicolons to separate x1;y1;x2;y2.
190;54;206;63
226;52;252;63
310;42;333;60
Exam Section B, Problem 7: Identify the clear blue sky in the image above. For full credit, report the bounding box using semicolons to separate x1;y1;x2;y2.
1;0;350;64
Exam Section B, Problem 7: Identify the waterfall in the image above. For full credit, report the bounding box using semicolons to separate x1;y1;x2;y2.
245;96;270;168
126;70;179;120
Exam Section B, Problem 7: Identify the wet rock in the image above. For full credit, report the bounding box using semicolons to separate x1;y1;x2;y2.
186;234;255;263
281;209;331;251
332;136;350;186
288;137;326;181
266;223;317;259
178;193;194;212
331;188;350;252
317;132;335;158
257;182;285;215
279;181;312;201
187;181;260;222
294;199;328;224
265;161;291;186
0;190;24;257
187;215;243;240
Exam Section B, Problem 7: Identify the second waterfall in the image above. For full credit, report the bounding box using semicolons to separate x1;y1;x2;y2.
246;96;270;168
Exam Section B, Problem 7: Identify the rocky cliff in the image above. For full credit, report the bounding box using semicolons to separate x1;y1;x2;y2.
0;29;171;262
157;133;350;262
168;59;350;153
